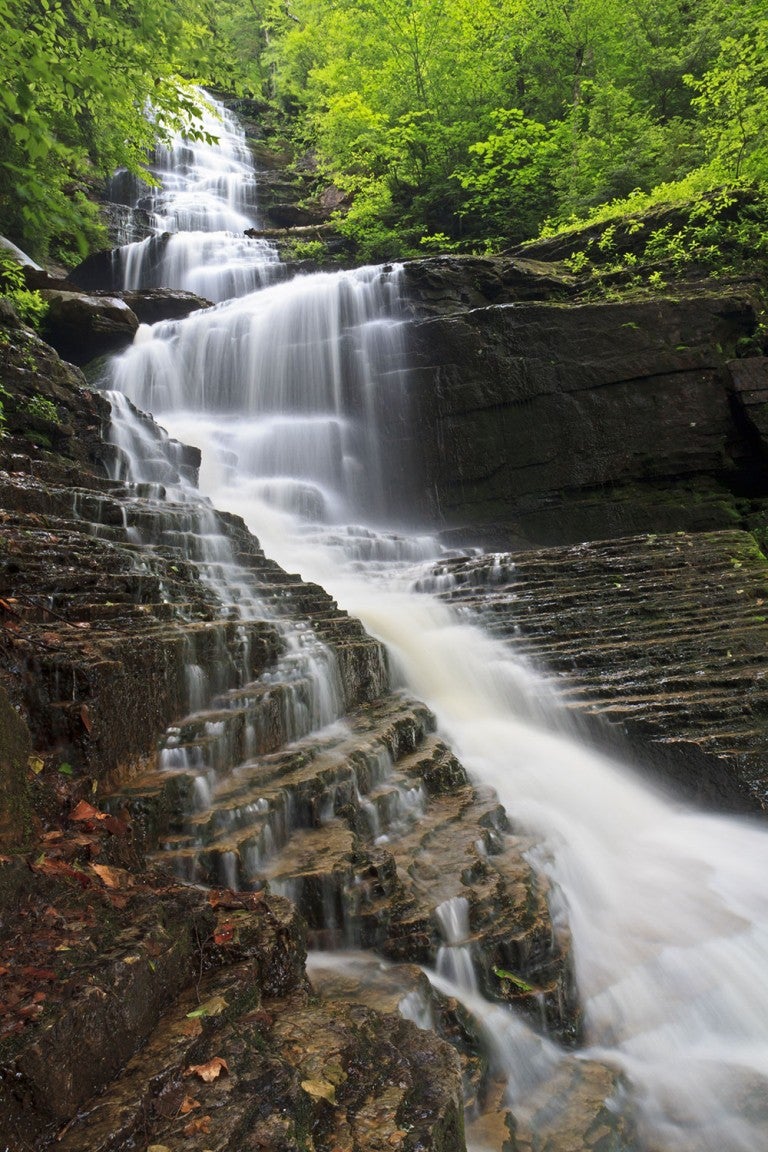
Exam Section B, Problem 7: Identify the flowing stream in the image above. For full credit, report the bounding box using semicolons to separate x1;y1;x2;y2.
105;94;768;1152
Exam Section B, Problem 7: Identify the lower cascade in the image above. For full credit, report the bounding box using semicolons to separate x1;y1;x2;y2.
54;93;768;1151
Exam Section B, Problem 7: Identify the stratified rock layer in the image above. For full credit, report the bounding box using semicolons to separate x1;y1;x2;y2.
425;529;768;810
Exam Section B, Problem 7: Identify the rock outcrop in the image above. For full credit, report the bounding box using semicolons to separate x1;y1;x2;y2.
398;259;767;550
2;249;768;1150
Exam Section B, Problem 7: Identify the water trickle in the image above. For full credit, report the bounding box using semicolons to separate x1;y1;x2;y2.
103;92;768;1152
435;896;478;994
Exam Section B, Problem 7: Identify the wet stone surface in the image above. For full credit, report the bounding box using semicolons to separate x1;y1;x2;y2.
421;529;768;812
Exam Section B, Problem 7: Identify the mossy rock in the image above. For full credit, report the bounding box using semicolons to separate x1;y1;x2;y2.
0;686;33;848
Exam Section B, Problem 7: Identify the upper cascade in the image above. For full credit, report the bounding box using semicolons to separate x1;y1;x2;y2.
111;91;280;301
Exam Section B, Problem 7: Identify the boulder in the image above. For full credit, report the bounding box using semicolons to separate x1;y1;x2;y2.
41;289;139;363
121;288;212;325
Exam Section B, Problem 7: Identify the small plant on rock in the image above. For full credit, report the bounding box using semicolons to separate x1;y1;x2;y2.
24;393;60;425
0;254;48;331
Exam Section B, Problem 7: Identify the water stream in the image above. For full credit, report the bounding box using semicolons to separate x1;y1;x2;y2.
104;94;768;1152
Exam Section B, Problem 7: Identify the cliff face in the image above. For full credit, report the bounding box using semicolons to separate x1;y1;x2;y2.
398;258;768;551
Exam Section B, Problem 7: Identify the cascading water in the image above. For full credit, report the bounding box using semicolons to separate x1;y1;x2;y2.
105;93;768;1152
111;92;279;301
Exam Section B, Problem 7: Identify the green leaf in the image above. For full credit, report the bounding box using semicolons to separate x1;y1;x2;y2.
492;966;536;993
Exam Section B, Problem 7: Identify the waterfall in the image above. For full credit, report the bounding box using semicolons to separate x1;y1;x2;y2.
105;93;768;1152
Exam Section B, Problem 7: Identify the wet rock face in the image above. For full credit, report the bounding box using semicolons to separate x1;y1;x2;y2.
424;529;768;811
398;261;763;548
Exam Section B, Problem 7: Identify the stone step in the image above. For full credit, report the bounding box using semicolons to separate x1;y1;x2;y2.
117;681;572;1034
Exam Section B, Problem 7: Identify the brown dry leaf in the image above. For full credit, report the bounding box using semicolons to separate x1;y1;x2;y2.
90;863;131;889
103;813;128;837
30;857;93;888
80;703;93;732
207;889;237;909
185;1057;229;1083
182;1115;212;1137
213;922;235;946
105;891;130;909
179;1095;200;1115
71;799;106;823
20;967;57;981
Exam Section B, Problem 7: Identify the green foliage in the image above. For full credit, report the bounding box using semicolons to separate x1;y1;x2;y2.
23;393;60;426
0;0;227;262
247;0;768;258
0;383;9;438
2;0;767;265
454;110;564;243
0;254;48;329
686;20;768;182
283;238;327;261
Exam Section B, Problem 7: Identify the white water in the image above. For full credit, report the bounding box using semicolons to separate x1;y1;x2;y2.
106;94;768;1151
112;92;279;300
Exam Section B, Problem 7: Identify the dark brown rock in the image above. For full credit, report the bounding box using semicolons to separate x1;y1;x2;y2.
121;287;212;325
396;271;762;547
426;529;768;811
40;289;139;363
0;686;32;846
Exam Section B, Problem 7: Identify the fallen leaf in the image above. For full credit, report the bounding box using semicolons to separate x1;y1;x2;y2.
186;994;228;1019
185;1057;229;1083
30;857;92;888
105;890;130;909
213;922;235;946
155;1085;185;1119
90;863;131;889
20;967;57;981
179;1017;203;1039
182;1115;212;1136
103;813;128;837
28;756;45;775
301;1078;336;1104
71;800;106;823
179;1095;200;1115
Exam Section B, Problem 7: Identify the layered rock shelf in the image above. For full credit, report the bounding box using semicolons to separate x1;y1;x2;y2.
424;529;768;811
399;260;768;550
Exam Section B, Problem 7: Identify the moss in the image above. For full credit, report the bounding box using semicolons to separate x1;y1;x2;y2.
0;688;34;848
